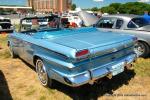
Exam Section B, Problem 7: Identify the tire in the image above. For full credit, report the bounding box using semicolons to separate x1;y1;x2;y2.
8;44;17;58
134;41;150;58
35;58;54;88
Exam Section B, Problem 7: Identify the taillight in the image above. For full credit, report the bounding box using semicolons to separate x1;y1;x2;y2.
76;49;89;58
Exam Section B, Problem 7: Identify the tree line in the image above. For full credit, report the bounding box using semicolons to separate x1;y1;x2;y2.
91;2;150;15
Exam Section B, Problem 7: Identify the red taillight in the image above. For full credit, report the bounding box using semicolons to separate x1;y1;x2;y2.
76;49;89;57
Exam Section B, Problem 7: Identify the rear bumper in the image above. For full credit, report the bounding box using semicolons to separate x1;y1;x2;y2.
49;53;137;87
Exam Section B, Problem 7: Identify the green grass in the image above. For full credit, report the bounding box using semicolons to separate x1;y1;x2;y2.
0;35;8;48
134;58;150;77
0;49;11;58
25;88;36;96
14;24;20;32
0;35;11;58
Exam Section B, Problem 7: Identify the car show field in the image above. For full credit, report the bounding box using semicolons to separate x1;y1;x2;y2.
0;34;150;100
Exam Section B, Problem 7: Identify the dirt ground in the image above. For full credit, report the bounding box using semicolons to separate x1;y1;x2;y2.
0;35;150;100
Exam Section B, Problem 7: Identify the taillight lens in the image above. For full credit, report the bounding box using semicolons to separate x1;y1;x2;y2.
76;49;89;58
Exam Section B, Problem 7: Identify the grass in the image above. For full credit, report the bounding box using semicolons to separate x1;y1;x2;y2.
0;35;11;58
0;34;150;100
134;58;150;77
0;34;8;48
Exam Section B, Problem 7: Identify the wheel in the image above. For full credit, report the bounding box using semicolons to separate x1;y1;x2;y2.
134;41;150;58
36;58;53;87
8;43;17;58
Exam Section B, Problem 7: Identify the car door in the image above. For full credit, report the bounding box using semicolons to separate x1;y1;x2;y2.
14;31;35;65
9;33;24;56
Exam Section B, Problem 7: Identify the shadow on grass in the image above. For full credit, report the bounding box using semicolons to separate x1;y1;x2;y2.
20;58;136;100
53;70;136;100
20;58;36;72
0;70;13;100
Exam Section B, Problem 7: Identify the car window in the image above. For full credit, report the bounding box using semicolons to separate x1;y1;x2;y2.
127;17;150;29
20;16;60;35
115;19;123;29
131;17;150;27
127;21;137;28
96;18;116;29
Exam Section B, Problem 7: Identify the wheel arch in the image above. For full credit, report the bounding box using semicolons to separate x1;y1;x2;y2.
138;39;150;48
33;55;42;66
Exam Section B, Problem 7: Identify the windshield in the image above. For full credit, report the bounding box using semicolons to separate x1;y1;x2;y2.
20;16;60;33
131;17;150;27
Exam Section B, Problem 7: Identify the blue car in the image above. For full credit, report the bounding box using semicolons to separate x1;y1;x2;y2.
8;16;137;87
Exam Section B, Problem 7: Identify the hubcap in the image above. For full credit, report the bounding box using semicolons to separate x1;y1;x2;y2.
36;60;48;85
134;42;145;57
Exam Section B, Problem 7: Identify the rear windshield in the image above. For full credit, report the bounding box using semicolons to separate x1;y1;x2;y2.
20;16;60;33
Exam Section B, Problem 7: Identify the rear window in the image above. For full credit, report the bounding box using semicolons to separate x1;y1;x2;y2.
128;17;150;28
96;17;117;28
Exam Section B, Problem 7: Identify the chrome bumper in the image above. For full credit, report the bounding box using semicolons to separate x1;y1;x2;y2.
50;53;137;87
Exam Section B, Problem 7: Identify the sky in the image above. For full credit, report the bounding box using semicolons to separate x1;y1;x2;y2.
0;0;150;8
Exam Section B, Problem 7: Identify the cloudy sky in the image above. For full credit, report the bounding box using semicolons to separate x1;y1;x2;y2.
0;0;150;8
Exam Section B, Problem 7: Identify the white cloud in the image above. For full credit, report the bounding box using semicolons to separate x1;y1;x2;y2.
137;0;150;2
93;0;104;2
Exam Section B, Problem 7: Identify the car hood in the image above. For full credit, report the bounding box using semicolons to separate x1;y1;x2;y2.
44;27;134;50
78;11;99;26
137;25;150;32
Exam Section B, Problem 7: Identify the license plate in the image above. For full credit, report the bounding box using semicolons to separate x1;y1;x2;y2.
111;62;124;76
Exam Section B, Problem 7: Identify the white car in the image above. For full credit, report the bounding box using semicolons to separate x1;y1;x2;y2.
0;17;13;33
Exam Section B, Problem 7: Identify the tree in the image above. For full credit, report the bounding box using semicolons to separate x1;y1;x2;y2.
109;3;121;11
101;2;150;15
101;6;117;14
91;7;99;12
71;4;76;10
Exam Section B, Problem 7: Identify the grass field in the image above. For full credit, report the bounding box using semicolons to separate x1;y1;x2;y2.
0;34;150;100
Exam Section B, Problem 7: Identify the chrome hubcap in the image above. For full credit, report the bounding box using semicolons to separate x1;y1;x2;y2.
134;42;145;56
36;60;47;85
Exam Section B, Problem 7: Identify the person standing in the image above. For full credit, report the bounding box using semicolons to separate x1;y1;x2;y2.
143;11;150;23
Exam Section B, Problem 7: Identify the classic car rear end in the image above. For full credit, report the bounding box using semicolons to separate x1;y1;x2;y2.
38;27;137;87
8;16;137;87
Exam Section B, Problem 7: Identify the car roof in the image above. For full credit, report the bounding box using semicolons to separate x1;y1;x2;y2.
102;14;140;19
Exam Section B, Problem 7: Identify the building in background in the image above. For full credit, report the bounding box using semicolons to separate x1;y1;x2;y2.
28;0;72;13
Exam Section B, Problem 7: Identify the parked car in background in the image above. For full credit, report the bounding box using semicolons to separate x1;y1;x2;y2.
21;15;60;31
62;13;83;27
94;14;150;57
61;17;70;28
0;16;13;33
8;16;137;87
